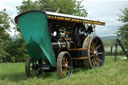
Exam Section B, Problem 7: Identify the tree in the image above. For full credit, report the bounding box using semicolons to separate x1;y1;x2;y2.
119;8;128;23
0;9;10;61
16;0;39;14
16;0;87;17
117;7;128;50
6;36;28;62
0;9;28;62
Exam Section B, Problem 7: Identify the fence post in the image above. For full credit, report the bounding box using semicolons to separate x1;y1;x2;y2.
114;39;118;61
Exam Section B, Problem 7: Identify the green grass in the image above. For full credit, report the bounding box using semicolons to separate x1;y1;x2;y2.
0;56;128;85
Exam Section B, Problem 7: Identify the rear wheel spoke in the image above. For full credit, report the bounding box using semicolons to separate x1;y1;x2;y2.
95;57;102;62
95;45;101;50
95;40;98;45
90;54;95;57
91;59;96;67
91;46;95;51
92;43;96;50
90;51;94;53
94;41;97;49
93;59;99;66
98;52;103;55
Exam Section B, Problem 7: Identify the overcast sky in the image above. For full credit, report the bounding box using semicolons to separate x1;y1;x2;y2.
0;0;128;37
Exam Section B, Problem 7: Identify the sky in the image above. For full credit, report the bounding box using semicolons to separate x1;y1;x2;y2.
0;0;128;37
84;0;128;37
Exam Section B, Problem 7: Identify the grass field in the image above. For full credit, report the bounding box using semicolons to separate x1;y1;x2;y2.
0;56;128;85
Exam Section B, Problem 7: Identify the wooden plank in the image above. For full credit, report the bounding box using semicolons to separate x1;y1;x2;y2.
68;48;87;51
72;57;88;60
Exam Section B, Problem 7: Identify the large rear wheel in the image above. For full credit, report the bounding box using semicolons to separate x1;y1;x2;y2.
82;36;105;68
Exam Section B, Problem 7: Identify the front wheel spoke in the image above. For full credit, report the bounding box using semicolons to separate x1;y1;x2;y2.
65;58;69;64
66;62;69;64
62;71;65;76
64;66;68;74
66;64;69;68
63;69;67;76
62;58;65;63
32;69;35;76
65;68;69;73
64;69;67;75
62;65;65;67
34;69;37;74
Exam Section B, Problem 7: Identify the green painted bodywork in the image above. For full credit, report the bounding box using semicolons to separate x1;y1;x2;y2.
16;11;56;67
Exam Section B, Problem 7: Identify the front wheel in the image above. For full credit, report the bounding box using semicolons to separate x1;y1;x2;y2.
25;57;41;77
57;51;73;78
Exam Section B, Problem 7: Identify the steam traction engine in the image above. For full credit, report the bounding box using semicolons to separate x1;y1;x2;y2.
15;10;105;78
